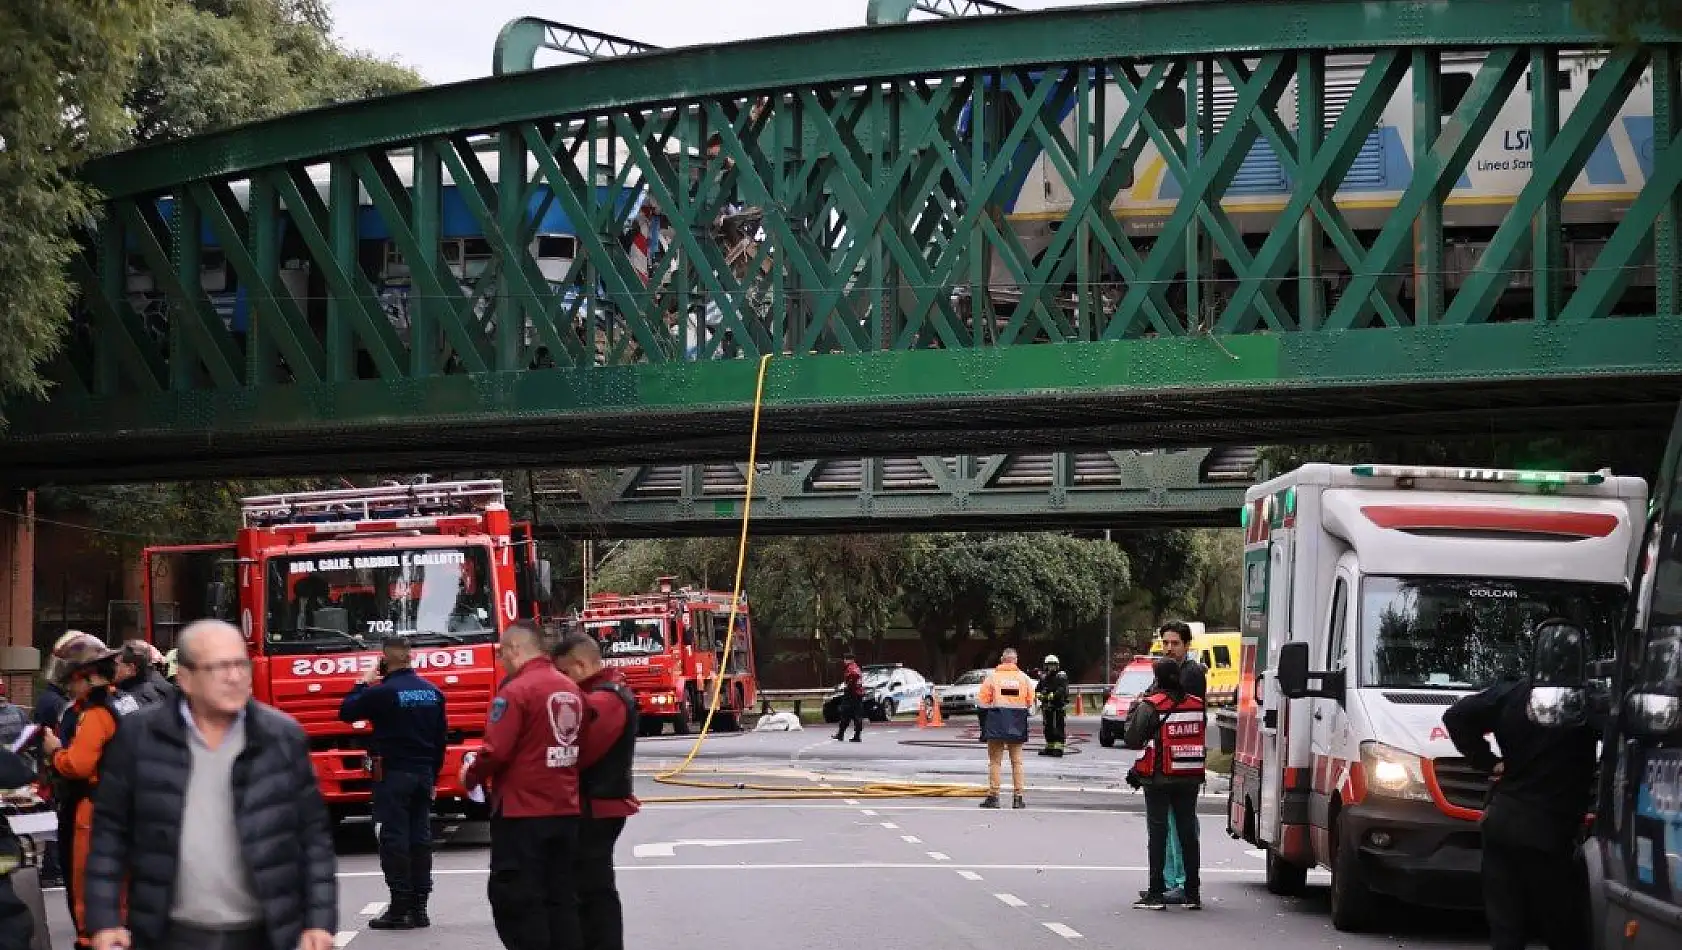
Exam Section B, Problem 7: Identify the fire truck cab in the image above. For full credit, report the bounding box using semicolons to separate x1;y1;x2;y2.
577;577;757;735
140;479;551;819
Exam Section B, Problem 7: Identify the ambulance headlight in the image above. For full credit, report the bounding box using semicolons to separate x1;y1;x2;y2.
1359;741;1432;803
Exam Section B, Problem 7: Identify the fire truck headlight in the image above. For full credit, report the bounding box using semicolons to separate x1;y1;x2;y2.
1359;741;1432;803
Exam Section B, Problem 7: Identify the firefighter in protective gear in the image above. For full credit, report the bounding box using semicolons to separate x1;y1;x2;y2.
978;648;1035;810
40;633;139;948
1035;655;1069;757
1123;657;1205;911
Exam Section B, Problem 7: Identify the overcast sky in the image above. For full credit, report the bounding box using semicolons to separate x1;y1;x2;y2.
332;0;1103;86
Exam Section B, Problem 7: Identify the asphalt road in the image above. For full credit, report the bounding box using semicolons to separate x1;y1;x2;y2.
37;720;1488;949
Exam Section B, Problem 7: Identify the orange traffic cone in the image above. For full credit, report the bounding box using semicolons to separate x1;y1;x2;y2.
1074;693;1084;715
930;697;943;727
916;699;929;728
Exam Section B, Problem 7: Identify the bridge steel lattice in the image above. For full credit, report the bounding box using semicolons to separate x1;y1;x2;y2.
6;0;1682;485
533;446;1258;538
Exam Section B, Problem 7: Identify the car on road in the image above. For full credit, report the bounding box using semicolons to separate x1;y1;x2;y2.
822;663;933;722
1098;658;1158;747
938;668;993;717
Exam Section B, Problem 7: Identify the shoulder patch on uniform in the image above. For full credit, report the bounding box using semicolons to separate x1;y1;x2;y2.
489;696;508;723
112;695;140;715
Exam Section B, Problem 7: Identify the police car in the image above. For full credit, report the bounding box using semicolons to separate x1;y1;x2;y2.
821;663;933;722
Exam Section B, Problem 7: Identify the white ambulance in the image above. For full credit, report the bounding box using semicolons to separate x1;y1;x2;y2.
1225;464;1646;932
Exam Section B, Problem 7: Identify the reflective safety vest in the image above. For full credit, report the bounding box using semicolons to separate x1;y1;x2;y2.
1131;692;1207;780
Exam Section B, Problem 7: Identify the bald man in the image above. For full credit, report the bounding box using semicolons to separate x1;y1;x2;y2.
462;622;588;950
85;620;338;950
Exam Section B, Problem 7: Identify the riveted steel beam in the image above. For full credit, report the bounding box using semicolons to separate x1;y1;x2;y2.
533;446;1255;537
9;0;1682;482
493;18;660;75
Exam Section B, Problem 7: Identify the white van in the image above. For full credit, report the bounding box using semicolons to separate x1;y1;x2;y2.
1227;464;1646;932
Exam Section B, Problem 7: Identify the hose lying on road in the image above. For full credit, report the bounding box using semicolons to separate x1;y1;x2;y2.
646;353;986;805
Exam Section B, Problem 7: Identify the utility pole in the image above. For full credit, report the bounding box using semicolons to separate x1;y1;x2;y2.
1103;528;1114;684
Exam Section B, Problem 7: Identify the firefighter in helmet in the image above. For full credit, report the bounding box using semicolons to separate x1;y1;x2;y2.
1035;655;1070;757
39;633;140;949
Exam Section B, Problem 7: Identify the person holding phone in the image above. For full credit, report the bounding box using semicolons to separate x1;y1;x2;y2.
339;637;447;931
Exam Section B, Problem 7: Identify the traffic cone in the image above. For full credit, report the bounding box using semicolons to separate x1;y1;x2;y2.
1074;693;1084;715
930;697;943;727
916;699;929;728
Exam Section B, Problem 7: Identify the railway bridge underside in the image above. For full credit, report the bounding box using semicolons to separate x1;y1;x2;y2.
3;0;1682;485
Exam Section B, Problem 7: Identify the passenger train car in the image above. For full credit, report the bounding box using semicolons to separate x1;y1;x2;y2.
969;51;1658;319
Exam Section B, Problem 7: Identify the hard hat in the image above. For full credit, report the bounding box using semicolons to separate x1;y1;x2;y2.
51;632;118;687
43;630;91;683
1044;654;1060;665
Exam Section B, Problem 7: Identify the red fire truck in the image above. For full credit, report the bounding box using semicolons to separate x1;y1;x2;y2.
139;479;551;819
577;577;758;735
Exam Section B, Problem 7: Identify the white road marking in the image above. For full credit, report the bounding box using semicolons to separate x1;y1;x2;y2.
1245;848;1266;859
901;835;923;844
995;893;1028;907
844;798;860;805
631;838;799;859
860;809;878;816
333;932;358;948
880;822;899;829
958;870;983;881
358;902;385;916
927;852;951;861
1043;923;1083;939
335;863;1315;877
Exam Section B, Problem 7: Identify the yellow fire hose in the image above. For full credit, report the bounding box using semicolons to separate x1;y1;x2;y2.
645;354;987;804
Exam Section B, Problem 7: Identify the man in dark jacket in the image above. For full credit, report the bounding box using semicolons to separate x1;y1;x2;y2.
339;637;447;931
462;622;587;950
0;747;39;950
834;652;866;742
115;641;172;708
553;631;640;950
85;620;337;950
1443;637;1601;950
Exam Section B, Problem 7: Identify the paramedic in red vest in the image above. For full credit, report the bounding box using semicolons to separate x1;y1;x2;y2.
551;631;640;950
1124;656;1205;910
977;648;1035;809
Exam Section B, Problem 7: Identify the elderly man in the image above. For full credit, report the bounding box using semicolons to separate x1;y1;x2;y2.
85;620;338;950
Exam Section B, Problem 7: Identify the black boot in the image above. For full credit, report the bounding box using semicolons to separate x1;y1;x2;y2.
410;847;433;928
368;893;417;930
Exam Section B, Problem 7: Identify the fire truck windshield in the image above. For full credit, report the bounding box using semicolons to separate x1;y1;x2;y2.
264;547;497;654
585;617;668;657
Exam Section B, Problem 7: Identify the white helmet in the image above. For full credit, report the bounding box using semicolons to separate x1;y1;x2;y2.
1044;654;1060;666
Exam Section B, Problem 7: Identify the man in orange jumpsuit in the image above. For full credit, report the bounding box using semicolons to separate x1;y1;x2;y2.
40;633;139;949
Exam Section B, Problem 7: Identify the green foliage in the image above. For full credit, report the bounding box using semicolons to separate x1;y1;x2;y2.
127;0;423;145
1112;529;1201;625
36;478;334;553
0;0;171;421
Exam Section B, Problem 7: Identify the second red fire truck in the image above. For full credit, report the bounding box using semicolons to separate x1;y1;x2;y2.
140;478;551;820
576;578;759;735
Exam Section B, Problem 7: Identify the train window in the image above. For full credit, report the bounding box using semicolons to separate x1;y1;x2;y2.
462;237;492;260
200;249;226;272
442;241;464;266
1524;70;1573;92
1439;72;1473;116
536;235;577;260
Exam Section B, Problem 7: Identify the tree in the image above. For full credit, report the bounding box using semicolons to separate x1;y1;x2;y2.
0;0;172;424
1112;529;1202;627
1184;529;1243;628
898;533;1129;680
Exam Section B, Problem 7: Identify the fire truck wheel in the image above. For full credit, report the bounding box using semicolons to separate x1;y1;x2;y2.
1264;847;1308;896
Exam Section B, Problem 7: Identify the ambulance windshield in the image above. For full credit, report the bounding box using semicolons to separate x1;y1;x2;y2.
264;546;497;654
586;617;668;657
1359;576;1623;690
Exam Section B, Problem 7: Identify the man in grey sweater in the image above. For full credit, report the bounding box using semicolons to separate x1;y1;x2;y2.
86;620;337;950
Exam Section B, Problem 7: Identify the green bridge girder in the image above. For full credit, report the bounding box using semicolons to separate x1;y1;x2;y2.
7;0;1682;484
532;446;1258;538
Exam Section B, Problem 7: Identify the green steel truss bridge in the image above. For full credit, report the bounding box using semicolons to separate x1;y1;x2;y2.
532;446;1258;537
5;0;1682;492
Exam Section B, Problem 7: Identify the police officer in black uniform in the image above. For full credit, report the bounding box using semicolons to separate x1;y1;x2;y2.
340;636;447;931
1036;655;1069;757
1443;618;1604;950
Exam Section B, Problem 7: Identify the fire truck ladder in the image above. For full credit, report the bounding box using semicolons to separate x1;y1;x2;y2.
240;479;507;529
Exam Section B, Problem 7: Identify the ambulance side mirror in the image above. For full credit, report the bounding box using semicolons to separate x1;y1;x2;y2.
1277;642;1312;699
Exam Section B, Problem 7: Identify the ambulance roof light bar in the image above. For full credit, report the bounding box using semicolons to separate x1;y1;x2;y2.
1349;465;1608;486
241;479;507;528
